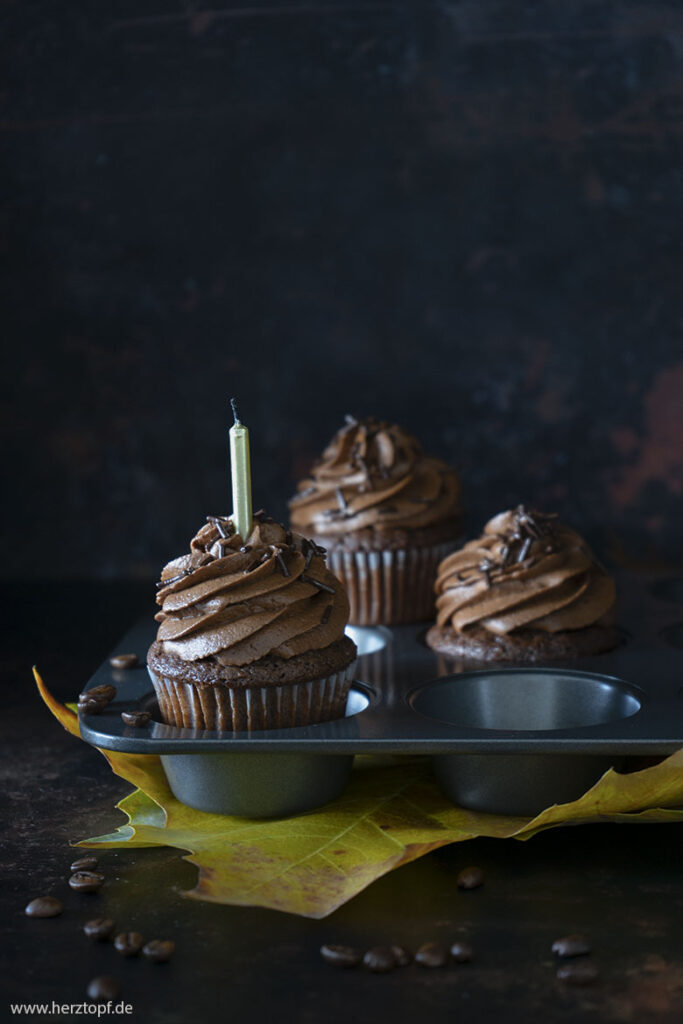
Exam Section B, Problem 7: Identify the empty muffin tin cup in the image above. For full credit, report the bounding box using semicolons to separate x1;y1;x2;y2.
411;669;642;816
160;688;370;818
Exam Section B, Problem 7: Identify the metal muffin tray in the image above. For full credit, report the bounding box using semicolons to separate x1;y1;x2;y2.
79;574;683;818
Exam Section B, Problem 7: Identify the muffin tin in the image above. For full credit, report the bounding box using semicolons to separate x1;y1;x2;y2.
78;574;683;817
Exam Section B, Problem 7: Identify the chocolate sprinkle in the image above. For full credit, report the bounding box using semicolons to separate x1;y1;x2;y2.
207;515;233;539
275;550;291;577
478;557;495;587
517;536;532;563
156;569;192;589
239;545;252;553
335;487;348;512
514;505;558;541
320;604;333;624
300;574;335;595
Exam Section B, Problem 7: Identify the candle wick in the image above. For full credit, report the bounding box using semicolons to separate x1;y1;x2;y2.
230;397;241;425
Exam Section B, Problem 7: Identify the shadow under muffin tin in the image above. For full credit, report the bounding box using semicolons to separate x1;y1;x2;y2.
79;573;683;818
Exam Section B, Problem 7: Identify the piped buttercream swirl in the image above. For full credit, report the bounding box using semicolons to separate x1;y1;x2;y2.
154;515;349;665
289;417;460;538
434;506;615;635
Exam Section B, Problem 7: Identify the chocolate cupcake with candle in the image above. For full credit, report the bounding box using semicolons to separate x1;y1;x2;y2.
288;417;462;625
426;505;619;662
148;512;357;730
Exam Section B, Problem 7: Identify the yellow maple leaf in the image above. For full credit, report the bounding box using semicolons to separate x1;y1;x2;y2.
34;668;683;918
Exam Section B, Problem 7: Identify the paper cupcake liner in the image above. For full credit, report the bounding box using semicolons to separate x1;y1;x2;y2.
149;660;357;732
327;542;458;626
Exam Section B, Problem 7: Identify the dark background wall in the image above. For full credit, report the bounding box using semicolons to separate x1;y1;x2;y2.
4;1;682;580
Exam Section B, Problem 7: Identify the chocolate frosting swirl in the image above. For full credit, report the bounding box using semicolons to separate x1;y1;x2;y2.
289;417;460;538
154;515;350;665
434;506;615;635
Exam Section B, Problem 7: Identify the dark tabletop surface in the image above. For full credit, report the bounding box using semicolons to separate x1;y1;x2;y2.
2;580;683;1024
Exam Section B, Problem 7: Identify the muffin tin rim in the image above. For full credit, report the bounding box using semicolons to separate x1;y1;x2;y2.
77;580;683;755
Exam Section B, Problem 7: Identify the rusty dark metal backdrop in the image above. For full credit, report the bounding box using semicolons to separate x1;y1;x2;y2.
4;1;682;579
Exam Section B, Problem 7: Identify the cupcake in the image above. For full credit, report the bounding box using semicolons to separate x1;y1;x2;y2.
426;505;619;661
288;417;462;626
147;513;357;730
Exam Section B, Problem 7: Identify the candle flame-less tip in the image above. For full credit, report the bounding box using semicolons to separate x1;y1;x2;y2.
230;397;240;425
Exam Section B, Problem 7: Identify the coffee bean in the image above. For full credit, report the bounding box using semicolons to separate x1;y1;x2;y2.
87;976;121;1002
457;866;484;890
557;963;599;986
363;947;397;973
25;896;63;918
79;684;116;705
415;942;448;968
320;944;361;968
450;941;474;963
78;696;108;716
114;931;144;956
391;945;413;967
110;654;138;670
69;870;105;893
71;855;99;872
84;918;115;941
552;934;591;958
142;940;175;963
121;711;151;728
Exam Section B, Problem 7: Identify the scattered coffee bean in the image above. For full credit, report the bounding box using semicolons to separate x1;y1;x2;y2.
25;896;63;918
69;870;105;893
121;711;151;728
552;934;591;958
114;931;144;956
391;945;413;967
78;696;108;716
87;976;121;1002
557;962;600;986
363;947;397;973
415;942;449;968
110;654;138;670
142;939;175;963
450;941;474;963
78;684;117;705
71;855;99;872
457;866;485;890
84;918;115;941
320;944;362;968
